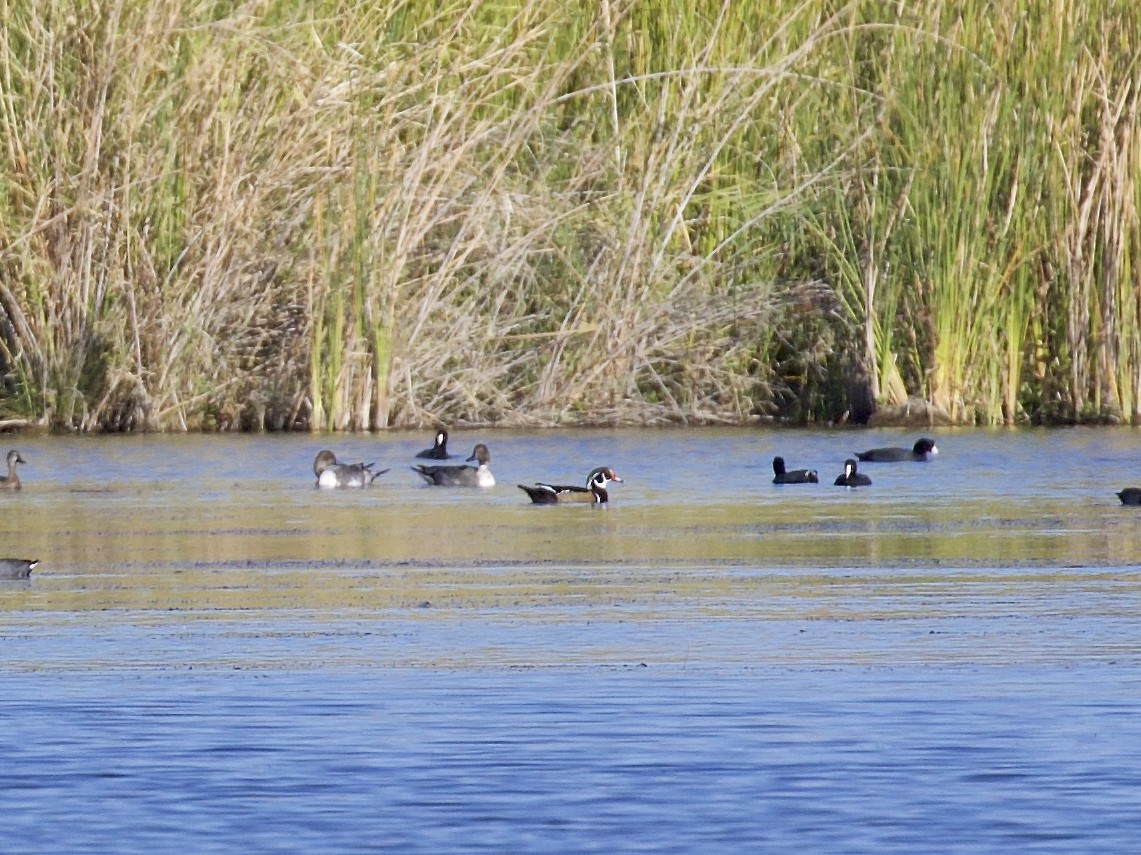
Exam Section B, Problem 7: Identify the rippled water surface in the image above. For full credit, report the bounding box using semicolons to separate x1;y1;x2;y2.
2;427;1141;853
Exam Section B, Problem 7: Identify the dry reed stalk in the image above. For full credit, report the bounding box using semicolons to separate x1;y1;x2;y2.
3;0;1140;430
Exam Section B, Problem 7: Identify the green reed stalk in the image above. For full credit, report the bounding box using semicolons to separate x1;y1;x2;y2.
1124;135;1141;422
4;0;1141;430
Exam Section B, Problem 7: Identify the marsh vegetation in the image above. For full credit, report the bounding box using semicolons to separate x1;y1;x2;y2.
2;1;1139;431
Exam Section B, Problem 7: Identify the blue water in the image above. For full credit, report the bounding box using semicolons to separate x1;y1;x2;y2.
4;666;1140;854
2;427;1141;853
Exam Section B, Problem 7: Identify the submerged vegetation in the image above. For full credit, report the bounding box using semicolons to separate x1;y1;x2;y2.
1;0;1139;431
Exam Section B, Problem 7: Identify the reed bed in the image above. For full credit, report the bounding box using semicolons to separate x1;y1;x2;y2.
1;0;1139;430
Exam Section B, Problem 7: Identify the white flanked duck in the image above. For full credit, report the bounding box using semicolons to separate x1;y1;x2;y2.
313;450;388;488
412;443;494;487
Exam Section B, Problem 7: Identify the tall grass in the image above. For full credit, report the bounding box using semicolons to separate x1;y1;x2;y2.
1;0;1140;430
778;1;1141;424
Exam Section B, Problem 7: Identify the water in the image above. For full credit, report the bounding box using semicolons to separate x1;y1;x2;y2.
2;427;1141;853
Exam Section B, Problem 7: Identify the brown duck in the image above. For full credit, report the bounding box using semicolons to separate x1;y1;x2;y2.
0;449;26;491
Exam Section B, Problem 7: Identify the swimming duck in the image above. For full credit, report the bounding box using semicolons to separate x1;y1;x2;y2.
1;449;26;491
313;450;388;488
518;467;623;504
412;443;495;487
415;429;453;460
855;437;938;462
834;459;872;487
0;558;37;580
772;456;818;484
1117;488;1141;506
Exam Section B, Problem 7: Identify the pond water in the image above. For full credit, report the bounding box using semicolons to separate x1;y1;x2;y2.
2;427;1140;852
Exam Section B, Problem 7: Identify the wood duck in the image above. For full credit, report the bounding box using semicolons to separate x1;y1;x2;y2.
518;466;623;504
1117;488;1141;506
0;449;25;491
772;456;818;484
415;429;453;460
834;458;872;487
313;450;388;488
0;558;37;580
412;443;494;487
855;437;938;462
